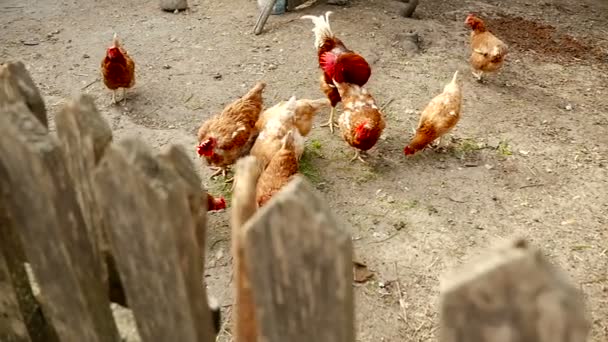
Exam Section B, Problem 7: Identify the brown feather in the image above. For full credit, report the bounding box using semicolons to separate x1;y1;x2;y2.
101;46;135;90
336;83;385;152
255;131;299;207
404;72;462;155
197;82;266;168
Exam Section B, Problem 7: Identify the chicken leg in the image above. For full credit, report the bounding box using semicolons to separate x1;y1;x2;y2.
210;166;235;184
350;149;367;163
122;88;127;105
320;107;338;133
112;90;118;104
209;166;228;179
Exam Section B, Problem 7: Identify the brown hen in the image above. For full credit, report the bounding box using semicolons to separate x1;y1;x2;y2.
334;81;385;163
255;130;299;207
101;33;135;104
465;14;508;82
404;71;462;156
197;82;265;180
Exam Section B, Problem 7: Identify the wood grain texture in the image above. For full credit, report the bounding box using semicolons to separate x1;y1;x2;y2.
0;102;120;342
54;95;119;303
0;62;47;128
231;156;262;342
94;139;215;342
0;250;31;342
0;62;60;342
243;176;354;342
440;238;589;342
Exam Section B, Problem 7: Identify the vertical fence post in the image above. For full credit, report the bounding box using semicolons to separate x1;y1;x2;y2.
243;176;355;342
439;238;589;342
231;156;262;342
94;139;216;342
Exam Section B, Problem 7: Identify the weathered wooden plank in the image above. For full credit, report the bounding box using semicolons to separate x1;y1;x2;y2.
0;61;59;342
157;145;207;252
54;95;122;305
243;176;354;342
440;238;589;342
0;249;31;342
0;62;47;128
231;156;263;342
0;101;120;342
0;206;59;342
94;139;216;342
157;144;216;341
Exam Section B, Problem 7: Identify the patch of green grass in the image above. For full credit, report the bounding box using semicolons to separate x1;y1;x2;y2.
449;138;486;159
299;148;322;184
309;139;323;153
497;140;513;156
208;178;233;203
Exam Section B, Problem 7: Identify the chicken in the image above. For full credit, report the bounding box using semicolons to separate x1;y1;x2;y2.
252;96;328;169
465;14;508;82
101;33;135;104
256;130;299;207
206;193;226;211
301;11;371;133
197;82;266;180
251;96;303;168
404;71;462;156
334;81;385;163
257;97;330;137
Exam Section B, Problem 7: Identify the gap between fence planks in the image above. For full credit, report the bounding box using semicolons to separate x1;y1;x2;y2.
439;238;589;342
94;139;216;342
243;175;355;342
0;100;121;342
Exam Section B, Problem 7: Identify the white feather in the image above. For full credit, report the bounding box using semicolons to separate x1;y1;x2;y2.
301;11;334;48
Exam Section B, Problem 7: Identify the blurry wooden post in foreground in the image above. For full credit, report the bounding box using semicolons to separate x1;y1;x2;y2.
0;70;120;342
439;238;589;342
231;156;263;342
94;139;216;342
0;61;55;342
244;176;355;342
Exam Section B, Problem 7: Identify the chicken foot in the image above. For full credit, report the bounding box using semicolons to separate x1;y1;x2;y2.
320;107;339;133
209;166;235;184
472;70;484;82
209;166;228;179
350;149;368;163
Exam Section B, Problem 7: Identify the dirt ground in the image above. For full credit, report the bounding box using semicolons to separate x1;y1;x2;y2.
2;0;607;340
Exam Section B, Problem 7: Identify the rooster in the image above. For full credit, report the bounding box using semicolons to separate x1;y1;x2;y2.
101;33;135;104
404;71;462;155
301;11;371;133
334;81;385;163
465;14;508;82
197;82;266;180
256;130;299;207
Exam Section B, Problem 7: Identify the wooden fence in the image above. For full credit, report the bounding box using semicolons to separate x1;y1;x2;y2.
0;61;590;342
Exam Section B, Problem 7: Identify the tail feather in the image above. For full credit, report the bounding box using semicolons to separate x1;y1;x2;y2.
244;81;266;100
112;33;120;47
301;11;334;48
451;70;459;84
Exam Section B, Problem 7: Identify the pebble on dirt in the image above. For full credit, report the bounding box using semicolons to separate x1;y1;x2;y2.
159;0;187;11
